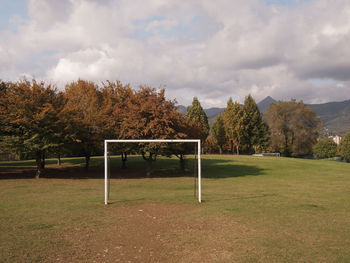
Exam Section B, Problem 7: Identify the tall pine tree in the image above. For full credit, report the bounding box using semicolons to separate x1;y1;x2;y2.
186;97;209;142
223;98;244;154
211;114;226;154
242;94;270;153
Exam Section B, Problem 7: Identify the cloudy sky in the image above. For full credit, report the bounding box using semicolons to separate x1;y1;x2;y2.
1;0;350;107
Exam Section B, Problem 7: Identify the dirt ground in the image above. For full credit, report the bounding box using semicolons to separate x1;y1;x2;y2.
42;203;255;263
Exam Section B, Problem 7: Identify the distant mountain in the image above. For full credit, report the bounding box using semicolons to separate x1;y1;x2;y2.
257;96;277;112
256;96;350;135
176;105;187;114
177;105;225;117
177;105;224;125
205;107;225;118
177;97;350;135
308;100;350;135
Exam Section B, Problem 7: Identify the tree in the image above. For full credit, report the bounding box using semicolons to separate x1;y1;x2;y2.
2;79;63;178
48;91;67;166
313;138;338;159
340;132;350;162
163;115;201;174
223;98;244;154
242;94;270;153
0;81;13;159
203;137;218;154
0;81;9;138
265;100;321;156
211;114;226;154
121;86;185;176
186;97;209;142
63;80;103;170
100;81;134;169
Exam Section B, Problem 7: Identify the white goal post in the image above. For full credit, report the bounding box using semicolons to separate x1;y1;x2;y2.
104;139;201;205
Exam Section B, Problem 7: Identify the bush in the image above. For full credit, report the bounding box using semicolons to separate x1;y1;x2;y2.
340;132;350;162
313;138;338;159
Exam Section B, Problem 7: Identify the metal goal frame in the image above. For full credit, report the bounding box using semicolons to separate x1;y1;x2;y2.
104;139;201;205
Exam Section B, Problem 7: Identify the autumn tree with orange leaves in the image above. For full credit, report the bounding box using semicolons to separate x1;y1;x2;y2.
120;86;190;176
99;81;135;168
63;80;103;170
0;78;204;177
1;79;64;177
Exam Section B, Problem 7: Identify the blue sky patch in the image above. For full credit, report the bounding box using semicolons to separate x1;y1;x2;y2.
264;0;310;7
0;0;27;31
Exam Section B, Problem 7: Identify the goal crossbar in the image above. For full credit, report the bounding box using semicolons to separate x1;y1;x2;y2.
104;139;201;205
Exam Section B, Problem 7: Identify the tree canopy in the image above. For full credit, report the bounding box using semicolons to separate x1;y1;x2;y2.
63;80;103;170
1;80;64;177
186;97;209;142
242;94;270;153
2;78;347;177
313;138;338;159
340;132;350;162
265;100;321;157
211;114;226;154
223;98;244;154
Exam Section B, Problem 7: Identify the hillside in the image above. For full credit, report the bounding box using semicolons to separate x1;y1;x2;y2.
257;96;277;112
308;100;350;135
177;97;350;135
257;97;350;135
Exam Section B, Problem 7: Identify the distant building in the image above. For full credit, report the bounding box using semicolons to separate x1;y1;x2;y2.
329;135;342;145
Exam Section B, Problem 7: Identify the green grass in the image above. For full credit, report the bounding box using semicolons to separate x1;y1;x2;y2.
0;155;350;262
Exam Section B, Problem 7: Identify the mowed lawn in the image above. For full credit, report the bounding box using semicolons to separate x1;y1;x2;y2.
0;155;349;262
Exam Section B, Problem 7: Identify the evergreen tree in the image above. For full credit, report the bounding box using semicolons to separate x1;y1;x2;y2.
186;97;209;141
223;98;244;154
242;94;270;153
211;114;226;154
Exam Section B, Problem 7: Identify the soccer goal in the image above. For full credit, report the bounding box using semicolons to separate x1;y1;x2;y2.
104;139;202;205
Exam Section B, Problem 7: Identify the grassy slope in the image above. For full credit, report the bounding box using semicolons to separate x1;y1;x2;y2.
0;155;349;262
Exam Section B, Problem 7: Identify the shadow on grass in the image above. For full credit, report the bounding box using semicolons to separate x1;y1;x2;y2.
0;156;264;180
202;158;263;178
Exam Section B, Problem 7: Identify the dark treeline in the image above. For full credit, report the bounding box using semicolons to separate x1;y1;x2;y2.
1;79;349;177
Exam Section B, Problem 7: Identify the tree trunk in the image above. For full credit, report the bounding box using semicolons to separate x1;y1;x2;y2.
35;151;45;179
146;159;152;177
284;133;290;156
236;144;240;155
230;140;234;154
219;146;223;155
142;152;154;177
121;152;127;169
42;151;46;168
57;154;61;166
85;154;90;170
179;155;186;175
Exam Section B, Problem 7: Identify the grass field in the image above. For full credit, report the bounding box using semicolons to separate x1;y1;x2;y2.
1;155;350;262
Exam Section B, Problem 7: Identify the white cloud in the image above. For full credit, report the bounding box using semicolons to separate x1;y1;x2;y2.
1;0;350;107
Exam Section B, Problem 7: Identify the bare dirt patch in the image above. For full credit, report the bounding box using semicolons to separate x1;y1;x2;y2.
45;203;255;263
